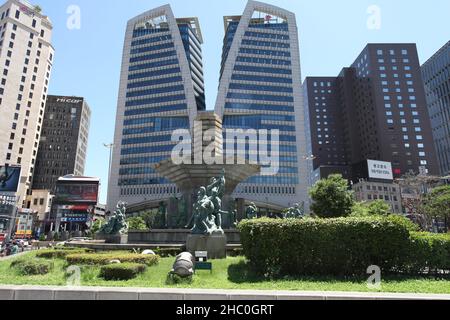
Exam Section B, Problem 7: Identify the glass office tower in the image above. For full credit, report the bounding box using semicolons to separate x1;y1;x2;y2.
215;1;308;208
422;41;450;176
108;5;205;210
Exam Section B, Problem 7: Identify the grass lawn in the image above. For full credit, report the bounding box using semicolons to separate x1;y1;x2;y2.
1;251;450;294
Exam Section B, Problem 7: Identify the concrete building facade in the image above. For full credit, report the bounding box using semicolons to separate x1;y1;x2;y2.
0;0;54;206
352;180;403;214
32;95;91;193
305;44;439;184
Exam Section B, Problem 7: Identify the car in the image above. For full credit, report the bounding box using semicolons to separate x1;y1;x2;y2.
17;239;29;247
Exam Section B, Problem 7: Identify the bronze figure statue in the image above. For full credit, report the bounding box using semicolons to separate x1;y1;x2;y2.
186;170;226;235
98;201;129;235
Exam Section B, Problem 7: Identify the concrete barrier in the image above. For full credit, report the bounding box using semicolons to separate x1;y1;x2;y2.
65;241;241;253
1;285;450;300
128;229;241;244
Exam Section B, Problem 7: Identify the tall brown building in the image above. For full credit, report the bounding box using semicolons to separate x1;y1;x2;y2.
305;44;439;183
32;95;91;193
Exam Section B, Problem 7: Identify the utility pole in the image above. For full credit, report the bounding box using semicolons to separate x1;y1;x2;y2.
103;143;114;212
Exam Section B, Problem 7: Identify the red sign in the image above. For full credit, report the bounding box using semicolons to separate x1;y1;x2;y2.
0;233;5;242
265;15;272;21
54;183;99;204
19;5;36;17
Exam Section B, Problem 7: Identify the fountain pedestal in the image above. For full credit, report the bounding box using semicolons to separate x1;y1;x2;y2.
186;234;227;259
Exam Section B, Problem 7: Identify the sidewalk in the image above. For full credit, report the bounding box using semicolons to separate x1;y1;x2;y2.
0;285;449;300
0;251;31;261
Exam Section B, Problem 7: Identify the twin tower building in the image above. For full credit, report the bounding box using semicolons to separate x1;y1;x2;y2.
107;1;308;211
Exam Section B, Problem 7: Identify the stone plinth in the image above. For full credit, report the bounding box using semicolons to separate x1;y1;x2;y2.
186;234;227;259
95;234;128;244
128;229;241;244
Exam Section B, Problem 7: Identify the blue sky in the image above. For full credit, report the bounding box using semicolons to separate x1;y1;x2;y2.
36;0;450;203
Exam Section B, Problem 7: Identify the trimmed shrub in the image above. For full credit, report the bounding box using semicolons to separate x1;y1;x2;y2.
227;248;244;257
407;232;450;274
386;214;420;232
154;248;181;258
99;263;147;280
66;252;159;266
11;259;54;275
36;248;91;259
166;272;193;285
238;216;412;277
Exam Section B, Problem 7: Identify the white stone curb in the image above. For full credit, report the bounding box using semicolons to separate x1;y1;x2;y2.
0;285;449;300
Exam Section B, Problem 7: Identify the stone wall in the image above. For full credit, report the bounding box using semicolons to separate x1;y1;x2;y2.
128;229;241;244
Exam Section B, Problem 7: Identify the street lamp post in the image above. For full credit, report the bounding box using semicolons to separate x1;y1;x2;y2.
103;143;114;212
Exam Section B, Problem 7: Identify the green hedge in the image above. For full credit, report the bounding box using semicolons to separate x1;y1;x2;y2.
238;216;413;276
99;263;147;281
407;232;450;274
154;248;181;258
11;259;54;275
66;252;159;266
36;248;92;259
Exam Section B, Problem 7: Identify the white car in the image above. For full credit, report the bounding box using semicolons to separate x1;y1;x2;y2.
18;240;29;247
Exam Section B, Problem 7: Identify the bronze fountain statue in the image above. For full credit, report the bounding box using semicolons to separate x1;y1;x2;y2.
185;169;228;235
98;201;129;235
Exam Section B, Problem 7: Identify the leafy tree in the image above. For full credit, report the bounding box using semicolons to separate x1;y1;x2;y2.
351;200;391;217
126;216;149;231
397;172;443;216
89;218;104;236
421;185;450;230
367;200;391;216
309;174;354;218
351;201;369;217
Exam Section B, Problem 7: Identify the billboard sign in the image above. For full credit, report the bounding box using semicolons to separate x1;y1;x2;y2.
0;165;21;193
19;4;36;17
54;183;99;204
367;160;393;181
0;195;17;218
61;212;89;223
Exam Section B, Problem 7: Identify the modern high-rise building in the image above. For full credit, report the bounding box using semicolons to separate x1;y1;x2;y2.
0;0;54;205
216;1;308;208
421;41;450;176
305;44;439;183
32;95;91;192
109;1;309;211
108;5;206;210
303;76;350;183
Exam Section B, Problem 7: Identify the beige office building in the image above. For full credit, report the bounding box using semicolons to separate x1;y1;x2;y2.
352;180;403;214
0;0;54;206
